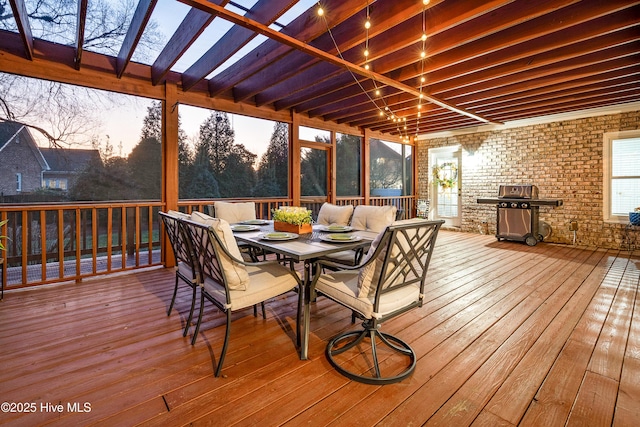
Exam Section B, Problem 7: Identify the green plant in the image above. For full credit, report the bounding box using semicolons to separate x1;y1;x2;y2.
271;207;312;225
432;162;458;189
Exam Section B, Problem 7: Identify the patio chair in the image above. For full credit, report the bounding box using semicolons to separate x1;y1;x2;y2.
310;218;444;384
158;211;198;337
181;214;302;377
213;201;264;261
323;204;397;266
213;201;257;224
316;202;354;226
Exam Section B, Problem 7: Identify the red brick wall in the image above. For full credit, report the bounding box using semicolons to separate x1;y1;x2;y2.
417;110;640;249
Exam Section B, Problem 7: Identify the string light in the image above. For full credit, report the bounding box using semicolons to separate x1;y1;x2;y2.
317;6;324;16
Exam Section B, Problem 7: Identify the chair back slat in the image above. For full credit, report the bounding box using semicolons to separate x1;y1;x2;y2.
373;220;443;307
159;212;190;265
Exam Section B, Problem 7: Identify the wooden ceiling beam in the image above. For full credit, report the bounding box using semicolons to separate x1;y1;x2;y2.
440;43;640;103
8;0;33;60
262;0;514;110
151;0;230;86
179;0;497;124
269;0;580;115
232;0;435;102
493;91;640;122
475;80;640;116
181;0;294;91
74;0;88;70
116;0;158;78
207;0;372;98
472;66;640;112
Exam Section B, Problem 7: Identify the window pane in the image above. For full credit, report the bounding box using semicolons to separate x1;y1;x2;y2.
612;138;640;177
299;126;330;143
178;105;287;199
301;147;327;197
369;139;404;197
336;133;361;197
612;178;640;215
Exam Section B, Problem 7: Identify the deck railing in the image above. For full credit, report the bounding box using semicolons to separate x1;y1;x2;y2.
0;196;414;290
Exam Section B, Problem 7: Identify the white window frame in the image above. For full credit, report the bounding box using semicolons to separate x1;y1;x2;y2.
603;129;640;223
16;173;22;192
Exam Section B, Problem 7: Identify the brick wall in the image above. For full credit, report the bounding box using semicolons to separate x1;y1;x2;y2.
417;110;640;249
0;131;43;196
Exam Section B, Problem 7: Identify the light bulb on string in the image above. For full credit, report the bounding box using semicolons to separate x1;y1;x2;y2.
365;19;371;29
421;33;427;42
317;6;324;16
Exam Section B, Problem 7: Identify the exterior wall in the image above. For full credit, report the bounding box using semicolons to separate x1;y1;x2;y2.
417;110;640;249
0;131;43;196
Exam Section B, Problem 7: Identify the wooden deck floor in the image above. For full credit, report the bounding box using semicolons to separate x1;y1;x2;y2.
0;231;638;426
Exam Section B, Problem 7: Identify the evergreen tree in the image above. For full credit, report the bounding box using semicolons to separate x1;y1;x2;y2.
128;137;162;199
255;122;289;197
336;134;361;196
219;144;256;197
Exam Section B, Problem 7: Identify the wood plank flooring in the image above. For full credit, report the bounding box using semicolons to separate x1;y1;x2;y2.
0;231;638;426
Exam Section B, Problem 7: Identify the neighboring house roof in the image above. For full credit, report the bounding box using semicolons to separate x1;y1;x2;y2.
0;121;24;151
0;121;49;170
40;148;99;173
370;139;403;161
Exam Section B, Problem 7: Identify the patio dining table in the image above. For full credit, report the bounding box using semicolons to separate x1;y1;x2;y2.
232;221;378;360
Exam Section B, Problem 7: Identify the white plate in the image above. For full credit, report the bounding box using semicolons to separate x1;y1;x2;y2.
260;232;298;241
241;219;268;225
319;234;362;243
321;225;353;232
231;224;260;232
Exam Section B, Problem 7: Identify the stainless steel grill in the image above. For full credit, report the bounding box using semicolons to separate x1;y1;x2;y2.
477;185;563;246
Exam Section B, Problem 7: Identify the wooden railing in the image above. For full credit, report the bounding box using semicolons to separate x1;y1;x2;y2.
0;196;414;290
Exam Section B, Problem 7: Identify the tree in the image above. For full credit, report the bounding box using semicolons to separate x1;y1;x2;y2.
255;122;289;197
220;144;257;197
0;0;163;146
128;137;162;200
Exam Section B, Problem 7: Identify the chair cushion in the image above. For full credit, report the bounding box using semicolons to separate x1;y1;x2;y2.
214;201;256;224
167;209;190;219
203;263;299;310
191;211;250;290
316;203;353;226
350;205;397;232
316;270;420;319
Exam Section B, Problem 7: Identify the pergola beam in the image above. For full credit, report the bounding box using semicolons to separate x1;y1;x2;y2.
116;0;158;78
179;0;497;125
8;0;33;60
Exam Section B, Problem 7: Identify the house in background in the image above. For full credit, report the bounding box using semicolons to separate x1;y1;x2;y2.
0;121;99;198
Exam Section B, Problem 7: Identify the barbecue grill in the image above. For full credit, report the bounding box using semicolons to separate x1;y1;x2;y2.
477;185;563;246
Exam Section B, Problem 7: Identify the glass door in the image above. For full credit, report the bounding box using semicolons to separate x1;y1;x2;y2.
430;147;461;227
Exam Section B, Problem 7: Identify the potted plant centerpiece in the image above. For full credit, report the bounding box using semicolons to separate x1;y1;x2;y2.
272;207;313;234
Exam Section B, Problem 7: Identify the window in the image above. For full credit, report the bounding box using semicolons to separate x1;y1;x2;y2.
369;139;412;197
16;173;22;192
603;130;640;222
299;126;330;143
336;133;361;197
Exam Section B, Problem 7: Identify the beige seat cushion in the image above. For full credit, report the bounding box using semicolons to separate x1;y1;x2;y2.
166;209;190;219
191;211;250;290
203;263;299;310
214;201;256;224
316;203;353;226
350;205;397;232
315;270;420;319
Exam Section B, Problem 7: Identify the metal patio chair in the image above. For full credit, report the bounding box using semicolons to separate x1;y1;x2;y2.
181;216;302;377
159;211;199;337
310;218;444;384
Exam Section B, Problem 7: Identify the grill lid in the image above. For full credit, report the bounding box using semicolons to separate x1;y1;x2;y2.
498;185;539;199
